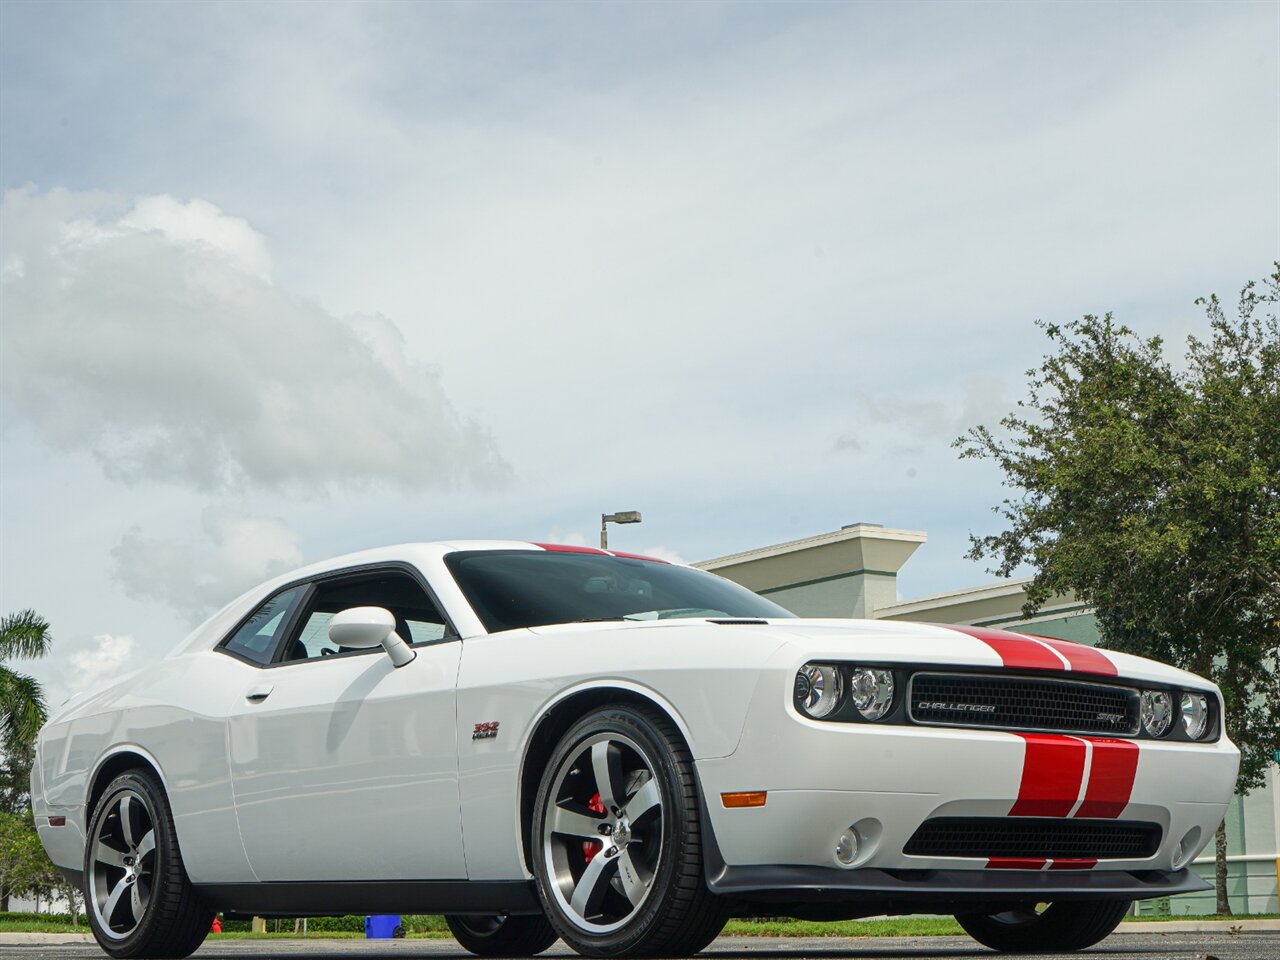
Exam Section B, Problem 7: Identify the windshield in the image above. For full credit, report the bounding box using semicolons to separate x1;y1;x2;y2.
445;549;794;633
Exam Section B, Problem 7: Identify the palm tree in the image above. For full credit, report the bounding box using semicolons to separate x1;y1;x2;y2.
0;610;52;750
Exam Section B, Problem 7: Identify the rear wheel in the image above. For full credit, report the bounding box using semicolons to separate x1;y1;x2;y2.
84;769;213;959
531;705;728;957
445;914;558;956
956;899;1131;952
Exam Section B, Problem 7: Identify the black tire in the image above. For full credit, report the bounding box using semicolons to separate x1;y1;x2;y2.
83;768;213;959
445;914;559;956
956;899;1131;952
531;704;728;958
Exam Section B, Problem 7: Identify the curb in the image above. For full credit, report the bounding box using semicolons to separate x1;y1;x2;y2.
1120;918;1280;933
0;932;95;943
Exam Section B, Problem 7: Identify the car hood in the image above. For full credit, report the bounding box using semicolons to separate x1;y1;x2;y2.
527;617;1215;692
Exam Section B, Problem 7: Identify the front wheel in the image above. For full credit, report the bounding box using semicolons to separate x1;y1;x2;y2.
531;705;728;957
83;768;213;959
445;914;558;956
956;899;1131;952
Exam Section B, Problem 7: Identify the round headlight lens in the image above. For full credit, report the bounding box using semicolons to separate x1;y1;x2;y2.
796;663;843;719
1140;689;1174;737
850;667;895;721
1181;693;1210;740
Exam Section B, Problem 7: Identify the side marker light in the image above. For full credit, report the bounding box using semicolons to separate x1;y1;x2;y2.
721;791;767;808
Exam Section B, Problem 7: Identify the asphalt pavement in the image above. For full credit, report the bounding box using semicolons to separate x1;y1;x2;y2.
0;934;1275;960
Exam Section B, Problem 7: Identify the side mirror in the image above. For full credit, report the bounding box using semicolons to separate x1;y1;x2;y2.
328;606;416;668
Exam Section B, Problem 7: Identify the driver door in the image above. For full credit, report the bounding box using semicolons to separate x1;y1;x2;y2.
225;566;465;881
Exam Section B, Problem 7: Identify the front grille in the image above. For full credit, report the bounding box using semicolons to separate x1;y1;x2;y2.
904;817;1162;860
909;672;1139;736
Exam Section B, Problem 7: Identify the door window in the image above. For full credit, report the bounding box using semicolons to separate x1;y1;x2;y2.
282;571;449;662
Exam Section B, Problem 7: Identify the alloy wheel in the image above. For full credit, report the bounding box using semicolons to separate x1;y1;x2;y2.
90;790;156;940
541;732;665;934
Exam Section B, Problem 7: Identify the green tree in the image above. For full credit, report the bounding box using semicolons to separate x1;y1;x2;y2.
0;611;52;749
0;812;54;915
0;610;54;912
957;265;1280;915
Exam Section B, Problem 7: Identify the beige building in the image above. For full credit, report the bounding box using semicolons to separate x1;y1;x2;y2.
698;522;1280;915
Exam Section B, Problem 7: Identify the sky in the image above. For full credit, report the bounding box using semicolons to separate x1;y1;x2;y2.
1;0;1277;707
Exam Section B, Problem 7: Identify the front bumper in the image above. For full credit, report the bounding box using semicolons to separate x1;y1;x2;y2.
695;656;1239;898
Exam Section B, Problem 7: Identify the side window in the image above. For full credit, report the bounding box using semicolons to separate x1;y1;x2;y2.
282;571;449;663
222;586;307;666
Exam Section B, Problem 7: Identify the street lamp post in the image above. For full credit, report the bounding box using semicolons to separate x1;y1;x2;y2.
600;511;642;550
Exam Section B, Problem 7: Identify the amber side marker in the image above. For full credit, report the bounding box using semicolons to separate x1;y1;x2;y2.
721;791;767;808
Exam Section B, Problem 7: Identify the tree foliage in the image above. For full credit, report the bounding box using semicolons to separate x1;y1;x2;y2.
0;611;52;750
957;265;1280;797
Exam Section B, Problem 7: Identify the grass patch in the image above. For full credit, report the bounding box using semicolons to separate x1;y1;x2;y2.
723;917;963;938
0;918;88;933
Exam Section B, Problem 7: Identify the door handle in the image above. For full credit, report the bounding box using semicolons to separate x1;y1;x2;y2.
245;684;274;703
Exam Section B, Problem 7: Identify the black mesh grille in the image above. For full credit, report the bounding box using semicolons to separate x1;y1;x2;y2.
904;817;1161;860
909;672;1139;735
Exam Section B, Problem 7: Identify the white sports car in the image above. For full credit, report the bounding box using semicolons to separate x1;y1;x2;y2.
33;541;1238;959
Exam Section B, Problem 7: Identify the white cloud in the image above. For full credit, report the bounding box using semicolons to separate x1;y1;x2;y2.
640;545;687;565
120;195;272;280
110;506;304;617
66;633;138;697
0;187;508;493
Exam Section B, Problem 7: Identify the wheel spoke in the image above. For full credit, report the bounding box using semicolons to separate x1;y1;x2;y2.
551;805;604;840
135;829;155;861
129;882;144;923
624;777;661;825
591;741;624;811
118;795;137;848
570;849;614;919
94;841;127;868
616;849;649;907
101;878;128;927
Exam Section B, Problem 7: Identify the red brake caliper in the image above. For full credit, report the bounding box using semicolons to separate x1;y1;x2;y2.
583;791;605;862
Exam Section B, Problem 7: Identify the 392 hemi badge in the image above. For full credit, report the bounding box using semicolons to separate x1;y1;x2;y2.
472;720;500;741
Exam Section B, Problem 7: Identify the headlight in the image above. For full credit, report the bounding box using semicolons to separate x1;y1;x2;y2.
1140;689;1174;737
849;667;895;720
1181;692;1210;740
795;663;843;719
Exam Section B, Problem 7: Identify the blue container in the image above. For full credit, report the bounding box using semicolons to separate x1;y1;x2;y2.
365;915;402;939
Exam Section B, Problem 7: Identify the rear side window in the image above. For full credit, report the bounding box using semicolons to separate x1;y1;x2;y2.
222;586;307;665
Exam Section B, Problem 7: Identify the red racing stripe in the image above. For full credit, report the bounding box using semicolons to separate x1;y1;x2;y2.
1030;636;1118;676
939;624;1065;672
1010;734;1087;817
1074;738;1139;819
1049;858;1098;870
531;542;610;555
986;857;1047;869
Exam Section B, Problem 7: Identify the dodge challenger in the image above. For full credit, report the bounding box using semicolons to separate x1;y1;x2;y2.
31;541;1238;958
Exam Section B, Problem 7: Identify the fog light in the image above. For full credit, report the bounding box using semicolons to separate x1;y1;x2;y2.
835;826;859;866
